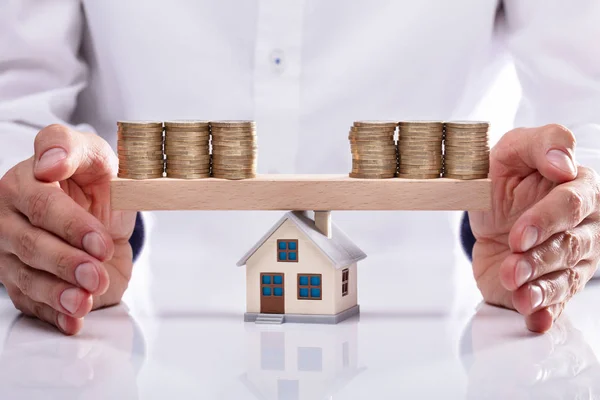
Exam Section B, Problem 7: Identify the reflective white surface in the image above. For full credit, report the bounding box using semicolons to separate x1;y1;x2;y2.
0;211;599;399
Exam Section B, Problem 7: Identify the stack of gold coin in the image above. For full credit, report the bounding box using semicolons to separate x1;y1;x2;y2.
348;121;398;179
397;121;444;179
164;120;211;179
210;121;257;180
443;121;490;179
117;121;164;179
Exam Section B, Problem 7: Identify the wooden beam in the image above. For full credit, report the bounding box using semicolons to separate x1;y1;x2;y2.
110;175;492;211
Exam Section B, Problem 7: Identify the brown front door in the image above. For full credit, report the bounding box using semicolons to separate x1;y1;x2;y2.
260;273;284;314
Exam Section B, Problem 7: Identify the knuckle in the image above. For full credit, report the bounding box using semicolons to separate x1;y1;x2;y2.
566;268;581;298
27;190;54;227
53;251;76;281
531;210;553;233
16;267;33;297
15;228;41;264
539;280;556;304
62;216;83;245
30;302;45;320
529;240;555;266
563;230;582;265
563;187;585;224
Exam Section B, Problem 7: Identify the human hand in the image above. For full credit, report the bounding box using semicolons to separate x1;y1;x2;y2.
0;125;137;335
468;124;600;332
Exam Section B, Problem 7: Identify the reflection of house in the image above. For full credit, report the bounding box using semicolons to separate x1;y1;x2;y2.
237;211;367;324
240;322;365;400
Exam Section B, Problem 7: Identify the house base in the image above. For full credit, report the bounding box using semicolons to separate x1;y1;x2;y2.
244;304;360;324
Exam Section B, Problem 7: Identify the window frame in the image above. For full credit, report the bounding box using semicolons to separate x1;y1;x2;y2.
277;239;299;263
261;273;284;297
297;273;322;300
342;268;349;296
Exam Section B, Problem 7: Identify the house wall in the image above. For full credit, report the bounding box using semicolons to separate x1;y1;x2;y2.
334;262;358;314
246;219;337;315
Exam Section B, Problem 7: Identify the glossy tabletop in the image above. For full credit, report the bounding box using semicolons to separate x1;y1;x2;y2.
0;211;598;399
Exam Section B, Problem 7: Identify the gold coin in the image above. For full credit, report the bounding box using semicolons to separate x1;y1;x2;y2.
117;151;164;158
348;172;395;179
211;173;256;180
166;154;211;160
443;173;489;180
210;120;255;127
118;173;163;180
164;120;210;127
165;172;211;179
353;120;397;128
396;172;440;179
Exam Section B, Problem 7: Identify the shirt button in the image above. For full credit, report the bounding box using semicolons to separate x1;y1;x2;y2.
270;49;285;73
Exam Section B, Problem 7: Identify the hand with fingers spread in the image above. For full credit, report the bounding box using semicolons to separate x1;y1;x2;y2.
469;123;600;333
0;124;137;335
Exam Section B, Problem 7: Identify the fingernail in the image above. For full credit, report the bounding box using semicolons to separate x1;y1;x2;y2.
82;232;106;259
57;313;69;332
546;149;576;175
37;148;67;171
75;263;99;292
515;259;533;287
521;226;539;252
60;288;82;314
530;284;543;309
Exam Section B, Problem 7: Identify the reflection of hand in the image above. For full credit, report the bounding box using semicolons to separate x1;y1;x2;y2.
0;305;141;397
0;125;137;335
469;124;600;332
463;304;600;399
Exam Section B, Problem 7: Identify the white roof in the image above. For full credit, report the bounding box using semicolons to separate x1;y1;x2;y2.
236;211;367;269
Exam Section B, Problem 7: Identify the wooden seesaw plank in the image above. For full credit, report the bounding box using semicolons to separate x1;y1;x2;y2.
110;174;492;211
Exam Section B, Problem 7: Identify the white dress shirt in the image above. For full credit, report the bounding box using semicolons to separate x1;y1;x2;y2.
1;0;599;299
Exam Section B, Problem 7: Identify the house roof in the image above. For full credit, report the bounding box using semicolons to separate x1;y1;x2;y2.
236;211;367;269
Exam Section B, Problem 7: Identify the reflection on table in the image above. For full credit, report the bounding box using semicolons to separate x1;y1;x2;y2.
460;303;600;399
238;320;365;400
0;304;146;399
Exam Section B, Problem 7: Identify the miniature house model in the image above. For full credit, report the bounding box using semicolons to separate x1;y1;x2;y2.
237;211;367;324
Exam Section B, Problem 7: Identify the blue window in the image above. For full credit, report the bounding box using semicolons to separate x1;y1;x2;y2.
262;274;284;298
298;274;322;300
277;239;298;262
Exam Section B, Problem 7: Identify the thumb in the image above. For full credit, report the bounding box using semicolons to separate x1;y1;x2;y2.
490;124;578;183
33;124;117;185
